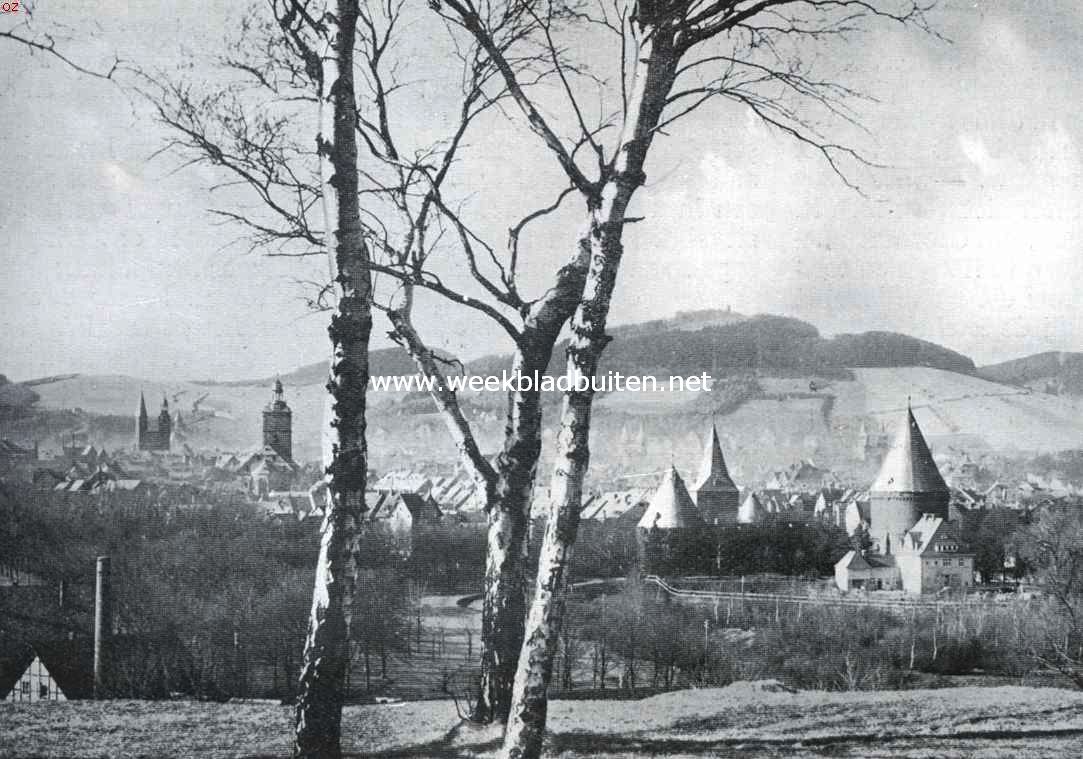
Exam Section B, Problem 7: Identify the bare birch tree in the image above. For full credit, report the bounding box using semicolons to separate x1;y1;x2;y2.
427;1;938;755
233;1;585;722
280;2;375;756
143;0;375;753
142;0;590;724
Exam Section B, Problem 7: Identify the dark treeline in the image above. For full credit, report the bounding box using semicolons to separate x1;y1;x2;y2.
558;577;1048;696
0;482;487;700
534;516;851;581
638;519;851;578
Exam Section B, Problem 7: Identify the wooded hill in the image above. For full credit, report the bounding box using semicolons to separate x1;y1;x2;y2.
979;351;1083;396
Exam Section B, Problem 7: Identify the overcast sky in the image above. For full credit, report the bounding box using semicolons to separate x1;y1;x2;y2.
2;0;1083;382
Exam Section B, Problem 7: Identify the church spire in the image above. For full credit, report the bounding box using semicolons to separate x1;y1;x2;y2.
136;390;169;451
263;375;293;461
694;422;738;493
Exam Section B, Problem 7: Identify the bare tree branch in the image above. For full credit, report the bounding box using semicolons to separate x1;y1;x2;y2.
386;296;498;488
439;0;599;196
1;24;122;79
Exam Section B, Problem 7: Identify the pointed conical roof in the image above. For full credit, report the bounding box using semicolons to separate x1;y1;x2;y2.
871;405;948;493
138;392;148;418
694;423;738;493
638;467;704;530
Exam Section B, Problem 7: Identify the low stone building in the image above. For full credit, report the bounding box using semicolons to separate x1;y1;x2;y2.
894;514;974;593
834;550;897;591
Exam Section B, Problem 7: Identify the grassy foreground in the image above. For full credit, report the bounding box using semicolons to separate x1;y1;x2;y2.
3;683;1083;758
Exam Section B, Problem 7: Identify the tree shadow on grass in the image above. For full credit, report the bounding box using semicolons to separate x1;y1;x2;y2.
235;721;501;759
344;719;504;759
545;724;1083;758
238;722;1083;759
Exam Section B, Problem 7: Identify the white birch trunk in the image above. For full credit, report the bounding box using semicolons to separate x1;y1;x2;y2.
388;237;590;723
475;241;590;723
499;29;679;759
293;2;372;757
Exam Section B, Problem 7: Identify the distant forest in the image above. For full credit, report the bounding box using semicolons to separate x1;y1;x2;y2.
979;351;1083;395
469;314;977;381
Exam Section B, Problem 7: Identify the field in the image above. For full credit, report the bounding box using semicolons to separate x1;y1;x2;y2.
4;684;1083;758
369;595;483;701
849;367;1083;451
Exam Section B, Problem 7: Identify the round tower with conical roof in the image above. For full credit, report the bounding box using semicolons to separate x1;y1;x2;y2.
869;404;949;554
262;378;293;462
737;492;765;524
694;422;740;525
637;466;706;573
638;466;704;531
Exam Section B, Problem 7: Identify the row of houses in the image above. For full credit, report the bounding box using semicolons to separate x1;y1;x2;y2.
577;481;867;531
370;469;486;514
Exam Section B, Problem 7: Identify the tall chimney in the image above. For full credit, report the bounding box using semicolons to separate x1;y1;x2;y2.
94;556;111;698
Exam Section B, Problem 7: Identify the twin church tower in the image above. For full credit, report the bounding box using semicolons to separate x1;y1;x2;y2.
136;393;172;451
136;378;292;461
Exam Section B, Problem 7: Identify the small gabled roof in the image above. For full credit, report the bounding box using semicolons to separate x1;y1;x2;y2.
584;489;650;521
400;492;442;522
902;514;969;555
694;423;738;493
363;490;439;523
872;405;948;494
214;453;239;469
0;640;94;700
638;467;704;530
837;550;871;571
836;550;894;571
372;471;432;494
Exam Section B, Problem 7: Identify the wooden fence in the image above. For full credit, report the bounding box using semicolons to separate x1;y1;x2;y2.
642;574;1024;612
